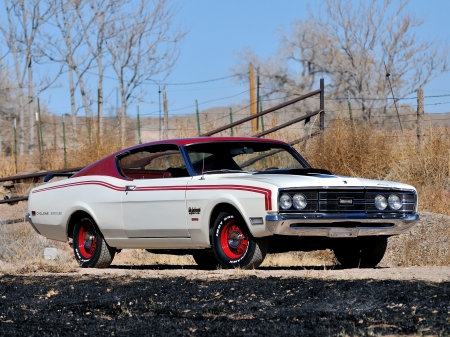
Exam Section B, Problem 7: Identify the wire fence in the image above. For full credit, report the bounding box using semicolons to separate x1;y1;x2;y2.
1;83;449;175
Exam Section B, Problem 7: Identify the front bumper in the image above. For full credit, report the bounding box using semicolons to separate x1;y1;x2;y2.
26;213;41;235
266;212;419;237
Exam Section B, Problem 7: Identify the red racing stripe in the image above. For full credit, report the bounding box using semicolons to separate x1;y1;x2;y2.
32;182;273;210
32;181;124;193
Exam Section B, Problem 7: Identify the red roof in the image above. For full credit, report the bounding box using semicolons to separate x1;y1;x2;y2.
72;137;286;179
129;136;285;148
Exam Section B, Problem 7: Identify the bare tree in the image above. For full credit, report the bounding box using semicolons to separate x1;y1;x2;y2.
105;0;186;144
79;0;118;135
1;0;54;154
41;0;96;127
0;64;17;154
235;0;449;122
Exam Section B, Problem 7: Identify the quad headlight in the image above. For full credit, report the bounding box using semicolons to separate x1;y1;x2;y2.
375;194;403;210
292;193;307;210
279;193;292;210
388;194;402;210
375;194;388;210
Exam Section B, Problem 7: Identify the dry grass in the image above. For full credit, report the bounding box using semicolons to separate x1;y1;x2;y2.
2;116;450;268
380;212;450;267
0;203;77;271
308;120;450;216
113;249;196;267
261;250;336;268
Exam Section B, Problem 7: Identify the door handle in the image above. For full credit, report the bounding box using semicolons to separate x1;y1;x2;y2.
125;185;136;191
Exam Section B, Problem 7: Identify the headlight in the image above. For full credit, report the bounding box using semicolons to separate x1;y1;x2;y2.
375;194;387;210
388;194;402;210
292;193;307;210
279;193;292;210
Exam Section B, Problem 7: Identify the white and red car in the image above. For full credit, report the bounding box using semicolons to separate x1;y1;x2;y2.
26;137;419;269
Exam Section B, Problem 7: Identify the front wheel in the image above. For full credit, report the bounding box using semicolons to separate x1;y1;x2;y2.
211;211;268;269
333;236;388;268
73;217;115;268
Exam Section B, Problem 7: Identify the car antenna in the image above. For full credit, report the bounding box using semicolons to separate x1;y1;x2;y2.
200;153;205;180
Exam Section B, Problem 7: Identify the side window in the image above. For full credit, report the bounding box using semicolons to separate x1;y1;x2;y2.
119;145;189;179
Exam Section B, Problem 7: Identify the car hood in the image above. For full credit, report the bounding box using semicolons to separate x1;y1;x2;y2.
212;173;416;191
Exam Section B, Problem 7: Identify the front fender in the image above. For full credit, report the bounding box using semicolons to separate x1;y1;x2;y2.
187;192;272;247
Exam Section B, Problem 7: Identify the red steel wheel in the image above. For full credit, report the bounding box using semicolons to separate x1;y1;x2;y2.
212;211;269;269
219;219;249;259
77;220;98;259
73;217;115;268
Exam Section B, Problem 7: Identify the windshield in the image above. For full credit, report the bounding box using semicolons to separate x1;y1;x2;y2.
185;141;309;175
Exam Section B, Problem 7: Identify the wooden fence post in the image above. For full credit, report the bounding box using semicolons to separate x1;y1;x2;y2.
417;88;424;152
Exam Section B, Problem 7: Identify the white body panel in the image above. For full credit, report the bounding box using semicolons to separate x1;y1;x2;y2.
28;176;126;241
27;171;417;248
122;177;192;238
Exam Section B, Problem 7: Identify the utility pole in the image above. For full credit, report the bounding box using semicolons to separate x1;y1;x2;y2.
137;105;142;144
417;88;424;153
249;64;257;134
163;91;168;140
196;100;201;136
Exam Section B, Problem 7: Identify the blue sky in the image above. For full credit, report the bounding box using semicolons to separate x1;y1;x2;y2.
19;0;450;116
147;0;450;116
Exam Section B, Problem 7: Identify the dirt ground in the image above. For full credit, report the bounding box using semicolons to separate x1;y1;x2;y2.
1;203;450;335
1;266;450;336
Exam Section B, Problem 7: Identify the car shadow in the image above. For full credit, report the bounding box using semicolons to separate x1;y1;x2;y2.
109;264;200;270
107;264;389;271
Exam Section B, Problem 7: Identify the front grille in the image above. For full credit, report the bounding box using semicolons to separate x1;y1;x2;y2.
279;189;416;213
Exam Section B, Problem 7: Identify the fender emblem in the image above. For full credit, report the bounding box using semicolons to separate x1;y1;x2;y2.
188;207;201;215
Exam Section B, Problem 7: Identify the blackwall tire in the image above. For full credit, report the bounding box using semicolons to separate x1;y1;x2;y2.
192;252;218;270
333;236;388;268
73;217;115;268
211;211;268;270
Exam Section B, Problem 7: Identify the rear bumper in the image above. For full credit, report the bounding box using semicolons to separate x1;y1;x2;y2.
265;213;419;237
26;213;41;235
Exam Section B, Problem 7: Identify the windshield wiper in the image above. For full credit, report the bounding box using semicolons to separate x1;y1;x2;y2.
202;169;249;174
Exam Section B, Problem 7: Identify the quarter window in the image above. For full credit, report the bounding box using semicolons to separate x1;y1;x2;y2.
118;145;188;179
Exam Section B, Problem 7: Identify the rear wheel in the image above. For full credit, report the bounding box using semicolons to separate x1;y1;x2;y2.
73;217;115;268
211;211;268;269
333;236;388;268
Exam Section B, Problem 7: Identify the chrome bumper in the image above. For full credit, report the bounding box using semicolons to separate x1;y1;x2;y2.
26;213;41;235
265;213;419;237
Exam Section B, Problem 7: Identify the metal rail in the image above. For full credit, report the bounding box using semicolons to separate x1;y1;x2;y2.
255;109;322;138
202;79;325;137
0;167;84;183
0;196;29;205
1;167;84;206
